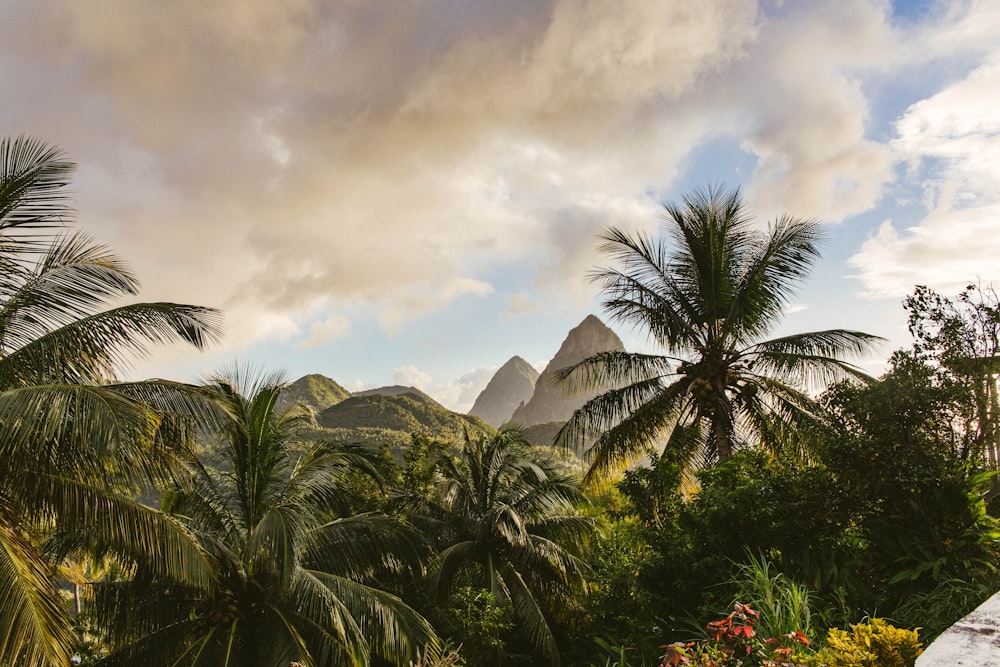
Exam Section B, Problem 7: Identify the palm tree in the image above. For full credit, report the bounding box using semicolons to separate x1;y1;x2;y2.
92;367;438;666
557;185;881;480
402;425;593;666
0;136;223;666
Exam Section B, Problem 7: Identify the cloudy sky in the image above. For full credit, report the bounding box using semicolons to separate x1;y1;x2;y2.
1;0;998;411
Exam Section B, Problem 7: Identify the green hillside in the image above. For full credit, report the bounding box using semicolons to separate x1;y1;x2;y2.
276;374;350;413
308;391;491;451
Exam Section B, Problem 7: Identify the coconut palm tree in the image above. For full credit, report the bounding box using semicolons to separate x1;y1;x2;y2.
557;185;881;480
92;367;437;666
0;136;223;666
402;425;593;666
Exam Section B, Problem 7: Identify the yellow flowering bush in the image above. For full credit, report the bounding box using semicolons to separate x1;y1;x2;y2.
800;618;922;667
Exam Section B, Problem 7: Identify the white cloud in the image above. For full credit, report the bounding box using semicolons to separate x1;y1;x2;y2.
345;379;368;393
425;366;499;413
2;0;997;378
851;56;1000;296
720;0;897;222
0;0;760;363
504;291;542;317
298;314;351;349
392;365;432;391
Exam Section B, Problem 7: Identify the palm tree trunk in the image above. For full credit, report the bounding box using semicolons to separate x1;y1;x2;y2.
714;410;734;462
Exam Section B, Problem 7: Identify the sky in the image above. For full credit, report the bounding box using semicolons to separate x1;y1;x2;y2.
1;0;998;412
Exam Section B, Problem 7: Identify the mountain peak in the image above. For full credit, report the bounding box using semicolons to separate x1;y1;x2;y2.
354;385;436;404
510;315;624;427
275;374;350;413
468;356;540;426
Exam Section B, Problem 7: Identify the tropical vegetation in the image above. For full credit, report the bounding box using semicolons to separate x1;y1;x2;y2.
556;185;881;478
0;137;993;667
0;136;222;666
398;425;593;666
90;367;436;666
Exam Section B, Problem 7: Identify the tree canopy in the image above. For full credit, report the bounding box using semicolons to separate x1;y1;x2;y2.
558;185;882;479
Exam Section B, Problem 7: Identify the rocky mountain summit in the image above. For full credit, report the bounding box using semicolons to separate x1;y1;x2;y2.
468;356;539;426
509;315;624;427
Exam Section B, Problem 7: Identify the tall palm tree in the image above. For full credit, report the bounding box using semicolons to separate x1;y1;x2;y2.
0;136;223;666
557;185;881;480
93;367;438;666
402;425;593;666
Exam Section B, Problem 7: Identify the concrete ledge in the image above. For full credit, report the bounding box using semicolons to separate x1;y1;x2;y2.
916;591;1000;666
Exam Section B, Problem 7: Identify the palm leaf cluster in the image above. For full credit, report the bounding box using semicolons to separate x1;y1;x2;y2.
402;425;593;666
92;367;437;666
0;136;224;665
558;185;882;479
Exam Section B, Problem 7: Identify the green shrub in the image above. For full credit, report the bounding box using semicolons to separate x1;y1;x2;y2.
802;618;922;667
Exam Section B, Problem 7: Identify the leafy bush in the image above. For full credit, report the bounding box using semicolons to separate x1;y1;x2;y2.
440;587;512;665
819;356;1000;615
621;450;847;626
801;618;922;667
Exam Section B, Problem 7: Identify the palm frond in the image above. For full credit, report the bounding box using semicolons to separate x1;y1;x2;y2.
304;513;427;581
304;569;437;666
0;515;74;667
0;303;222;386
746;329;884;387
0;232;139;355
556;375;674;453
569;380;691;482
0;136;73;241
43;476;215;590
498;564;561;666
727;216;823;342
553;350;673;396
0;384;160;476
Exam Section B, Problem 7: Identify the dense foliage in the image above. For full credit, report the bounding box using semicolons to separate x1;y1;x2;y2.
0;136;222;666
91;368;436;666
398;425;594;666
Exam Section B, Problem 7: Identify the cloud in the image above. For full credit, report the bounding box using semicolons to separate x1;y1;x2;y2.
425;367;499;413
393;365;432;390
298;314;351;349
504;291;542;317
0;0;761;360
345;378;368;393
851;55;1000;296
387;365;497;412
1;0;995;376
714;0;898;222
